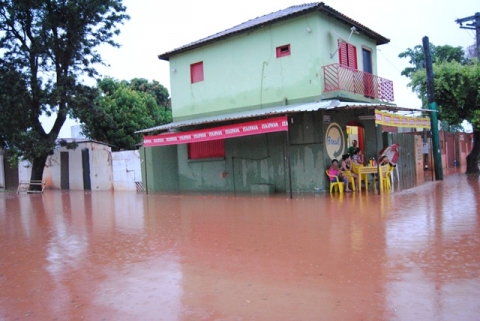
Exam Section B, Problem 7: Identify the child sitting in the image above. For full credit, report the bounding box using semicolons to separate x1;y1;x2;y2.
352;148;364;165
328;159;351;192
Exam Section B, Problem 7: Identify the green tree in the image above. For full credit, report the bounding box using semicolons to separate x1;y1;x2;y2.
0;0;129;186
400;46;480;175
399;44;466;78
130;78;170;110
74;77;172;150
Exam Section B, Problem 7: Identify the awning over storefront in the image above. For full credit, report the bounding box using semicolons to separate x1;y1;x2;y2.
136;100;432;135
144;116;288;147
139;100;433;147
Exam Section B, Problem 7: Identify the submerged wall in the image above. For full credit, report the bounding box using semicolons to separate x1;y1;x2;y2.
112;151;142;191
142;110;383;194
141;145;179;193
44;141;113;190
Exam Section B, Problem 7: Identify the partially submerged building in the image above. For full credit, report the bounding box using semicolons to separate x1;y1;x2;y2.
137;2;431;195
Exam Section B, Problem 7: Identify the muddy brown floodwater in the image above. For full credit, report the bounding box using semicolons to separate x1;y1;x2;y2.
1;172;479;320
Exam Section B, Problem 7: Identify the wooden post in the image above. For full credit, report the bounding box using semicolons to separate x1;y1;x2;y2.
286;116;293;199
422;36;443;180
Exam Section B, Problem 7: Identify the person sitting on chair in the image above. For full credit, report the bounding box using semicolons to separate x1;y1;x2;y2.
340;154;358;189
379;155;396;168
352;148;364;165
328;159;351;192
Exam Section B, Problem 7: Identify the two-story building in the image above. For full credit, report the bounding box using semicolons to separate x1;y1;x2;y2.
137;2;425;195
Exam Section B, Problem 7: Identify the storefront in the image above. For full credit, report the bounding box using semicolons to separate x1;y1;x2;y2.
138;100;431;197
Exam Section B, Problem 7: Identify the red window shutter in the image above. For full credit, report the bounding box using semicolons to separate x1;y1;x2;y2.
190;61;204;83
338;40;348;66
276;44;291;58
347;43;357;69
188;140;225;159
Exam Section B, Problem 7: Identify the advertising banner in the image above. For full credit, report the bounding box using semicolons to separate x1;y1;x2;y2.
375;110;430;129
144;115;288;147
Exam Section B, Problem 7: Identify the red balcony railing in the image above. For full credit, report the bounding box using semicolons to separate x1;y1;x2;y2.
322;63;394;102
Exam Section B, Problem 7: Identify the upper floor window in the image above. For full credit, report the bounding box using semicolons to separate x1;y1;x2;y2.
362;47;373;74
190;61;204;83
276;44;291;58
338;40;357;69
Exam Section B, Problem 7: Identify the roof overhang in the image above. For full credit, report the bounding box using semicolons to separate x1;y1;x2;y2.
136;100;432;135
158;2;389;61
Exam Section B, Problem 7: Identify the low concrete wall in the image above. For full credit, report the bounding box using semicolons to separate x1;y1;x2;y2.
112;151;142;191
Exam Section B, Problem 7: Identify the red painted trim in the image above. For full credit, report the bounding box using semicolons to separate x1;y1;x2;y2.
144;116;288;147
276;44;291;58
358;126;365;152
190;61;204;83
321;63;395;102
189;140;225;159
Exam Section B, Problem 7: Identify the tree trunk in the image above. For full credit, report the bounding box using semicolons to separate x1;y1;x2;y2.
29;154;48;191
466;130;480;175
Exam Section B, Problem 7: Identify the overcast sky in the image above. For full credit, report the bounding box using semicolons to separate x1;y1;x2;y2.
49;0;478;137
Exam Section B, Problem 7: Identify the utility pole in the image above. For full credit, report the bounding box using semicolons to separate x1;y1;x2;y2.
455;13;480;58
422;36;443;180
455;13;480;174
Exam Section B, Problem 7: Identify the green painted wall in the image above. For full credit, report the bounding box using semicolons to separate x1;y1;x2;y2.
141;145;179;192
143;111;383;194
175;132;288;193
168;12;379;121
144;9;386;194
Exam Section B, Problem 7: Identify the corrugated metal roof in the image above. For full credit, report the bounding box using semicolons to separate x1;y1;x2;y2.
158;2;390;61
136;100;431;134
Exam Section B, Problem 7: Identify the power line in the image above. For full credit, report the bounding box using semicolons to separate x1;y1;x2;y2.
376;48;402;73
455;13;480;58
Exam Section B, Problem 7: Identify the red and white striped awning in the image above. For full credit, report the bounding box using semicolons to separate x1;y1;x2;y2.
143;116;288;147
139;100;434;147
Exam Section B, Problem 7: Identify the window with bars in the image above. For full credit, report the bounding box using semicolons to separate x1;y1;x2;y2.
188;140;225;159
338;40;357;69
190;61;204;83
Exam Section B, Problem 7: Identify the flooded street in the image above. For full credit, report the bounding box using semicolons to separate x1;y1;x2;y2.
1;172;479;320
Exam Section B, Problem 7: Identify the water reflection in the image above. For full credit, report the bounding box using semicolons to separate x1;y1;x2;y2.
385;174;480;320
0;173;479;320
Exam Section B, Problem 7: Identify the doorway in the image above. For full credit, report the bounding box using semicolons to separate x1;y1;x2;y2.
60;151;70;190
346;121;365;156
82;148;91;190
362;48;374;98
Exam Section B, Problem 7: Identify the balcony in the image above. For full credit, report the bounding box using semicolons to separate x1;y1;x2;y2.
322;63;394;102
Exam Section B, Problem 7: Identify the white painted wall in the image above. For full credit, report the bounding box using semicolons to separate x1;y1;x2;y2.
18;141;141;191
112;150;142;191
88;143;114;190
18;160;32;182
44;141;113;190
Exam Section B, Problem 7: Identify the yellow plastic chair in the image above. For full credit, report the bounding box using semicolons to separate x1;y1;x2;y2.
374;164;391;191
342;170;356;191
326;170;344;194
384;165;394;189
351;163;368;190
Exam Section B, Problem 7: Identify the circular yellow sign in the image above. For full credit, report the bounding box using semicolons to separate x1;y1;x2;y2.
325;122;345;160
